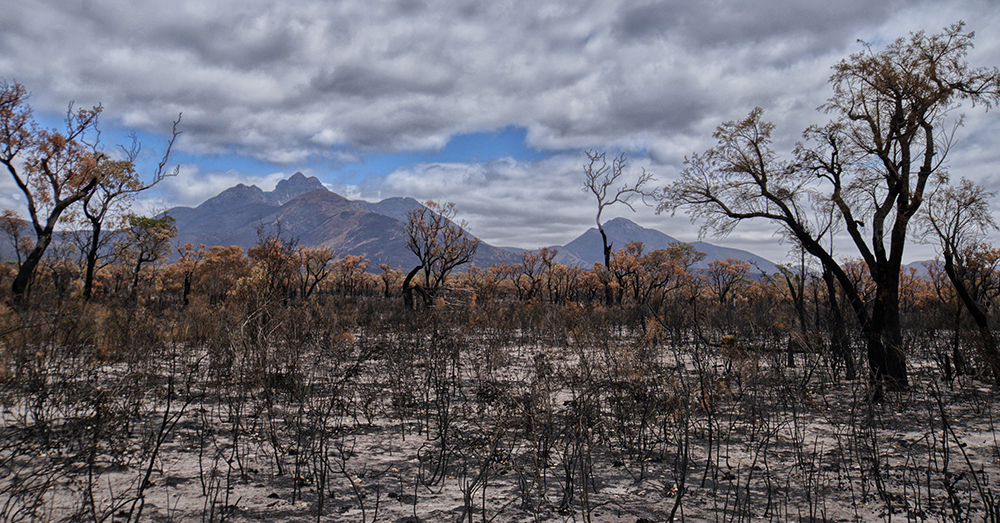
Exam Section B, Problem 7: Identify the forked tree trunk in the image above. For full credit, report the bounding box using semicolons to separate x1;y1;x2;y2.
867;266;909;393
11;177;100;305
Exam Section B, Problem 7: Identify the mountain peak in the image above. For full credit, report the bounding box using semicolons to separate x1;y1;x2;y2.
354;196;423;224
197;183;267;209
267;172;328;205
605;217;643;231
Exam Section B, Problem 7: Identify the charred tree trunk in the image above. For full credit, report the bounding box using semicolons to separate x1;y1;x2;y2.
600;227;613;306
11;234;52;303
822;267;855;380
943;253;1000;382
793;229;906;397
402;264;422;310
867;266;908;394
182;271;192;307
82;218;102;301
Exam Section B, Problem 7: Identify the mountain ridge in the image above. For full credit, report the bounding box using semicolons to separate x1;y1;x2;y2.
551;217;779;275
163;173;779;274
164;172;518;270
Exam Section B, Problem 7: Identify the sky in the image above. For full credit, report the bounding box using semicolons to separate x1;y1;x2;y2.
2;0;999;265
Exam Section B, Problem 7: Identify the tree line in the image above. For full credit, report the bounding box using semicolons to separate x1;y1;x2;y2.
5;203;1000;385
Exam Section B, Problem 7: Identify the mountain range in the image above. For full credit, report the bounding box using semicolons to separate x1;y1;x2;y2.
162;172;779;273
165;172;518;269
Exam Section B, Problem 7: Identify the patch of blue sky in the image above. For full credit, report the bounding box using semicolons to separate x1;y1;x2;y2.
155;124;554;183
169;150;276;176
30;111;197;174
325;126;554;185
31;110;557;183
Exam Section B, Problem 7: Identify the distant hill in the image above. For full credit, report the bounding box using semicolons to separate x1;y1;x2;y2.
905;259;937;279
552;217;780;275
163;172;518;270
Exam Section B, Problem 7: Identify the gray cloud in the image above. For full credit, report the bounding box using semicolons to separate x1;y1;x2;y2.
5;0;908;157
613;0;902;52
310;64;456;99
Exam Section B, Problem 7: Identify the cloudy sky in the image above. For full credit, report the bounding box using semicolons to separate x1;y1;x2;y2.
2;0;999;264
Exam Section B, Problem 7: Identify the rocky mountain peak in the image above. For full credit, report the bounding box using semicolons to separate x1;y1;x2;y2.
267;172;327;205
196;183;267;209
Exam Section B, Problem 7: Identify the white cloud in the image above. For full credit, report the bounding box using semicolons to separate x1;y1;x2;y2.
0;175;26;218
376;154;698;250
